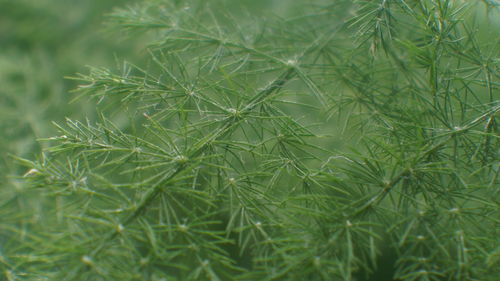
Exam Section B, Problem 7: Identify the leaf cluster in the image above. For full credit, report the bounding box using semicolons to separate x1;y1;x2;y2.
2;0;499;280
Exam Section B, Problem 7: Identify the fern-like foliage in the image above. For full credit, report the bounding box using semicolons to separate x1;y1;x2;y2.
2;0;498;280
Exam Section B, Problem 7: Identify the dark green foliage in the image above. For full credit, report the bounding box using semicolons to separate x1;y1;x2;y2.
1;0;499;280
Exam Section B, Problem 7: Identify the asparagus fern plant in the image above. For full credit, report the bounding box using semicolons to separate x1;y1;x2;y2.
2;0;499;280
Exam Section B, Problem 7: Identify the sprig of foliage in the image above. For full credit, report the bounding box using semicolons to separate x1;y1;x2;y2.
2;0;499;280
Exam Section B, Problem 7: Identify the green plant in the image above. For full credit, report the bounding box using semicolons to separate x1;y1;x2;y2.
2;0;499;280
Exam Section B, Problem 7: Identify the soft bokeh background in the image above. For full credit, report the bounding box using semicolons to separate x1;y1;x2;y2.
0;0;138;184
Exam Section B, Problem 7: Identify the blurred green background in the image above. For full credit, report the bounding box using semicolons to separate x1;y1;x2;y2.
0;0;138;185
